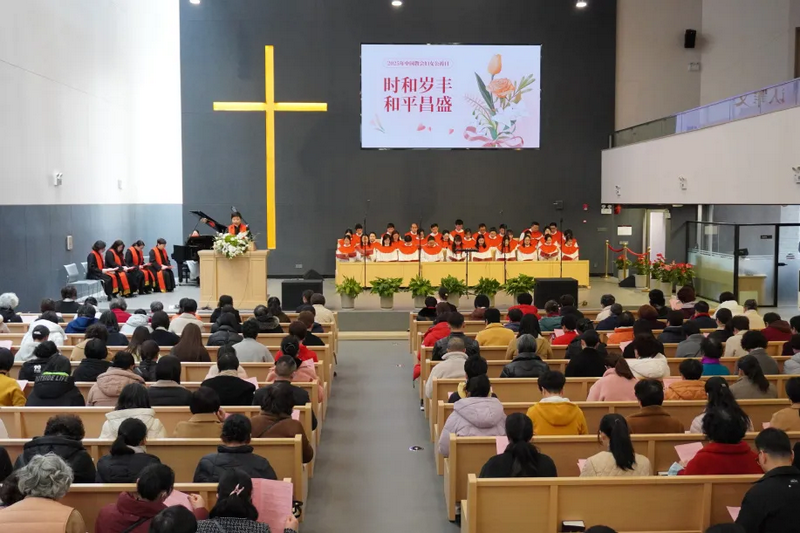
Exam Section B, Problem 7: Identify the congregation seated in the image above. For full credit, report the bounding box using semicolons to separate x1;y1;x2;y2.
96;418;162;483
89;351;146;406
174;387;224;438
635;304;666;331
149;356;193;406
476;308;515;347
769;377;800;431
689;377;753;434
448;355;494;403
169;323;211;362
586;353;637;401
193;415;277;483
479;413;557;478
297;311;324;346
558;294;583;320
0;454;86;531
150;311;180;347
507;293;538;319
99;311;129;346
72;338;111;382
595;303;622;331
505;314;552;360
742;299;765;329
566;318;607;360
268;296;291;324
762;312;792;343
675;286;698;319
18;339;59;382
606;311;634;345
675;321;704;357
425;337;468;399
69;322;109;361
149;500;201;533
690;301;717;329
65;304;97;334
267;338;323;403
626;379;685;434
99;383;168;439
416;296;438;322
16;311;66;361
255;357;317;431
250;383;314;464
295;289;314;313
708;308;734;344
784;334;800;371
723;316;751;359
500;335;548;378
700;337;731;376
595;294;615;322
168;298;204;336
467;294;489;321
311;293;335;324
627;333;670;379
550;314;578;346
120;309;149;336
538;300;562;332
26;355;85;407
658;311;688;344
580;414;651;477
730;355;777;399
680;406;761;476
127;326;153;363
97;463;208;533
438;375;506;457
234;320;273;363
14;414;97;483
504;308;523;334
565;330;605;378
136;340;159;381
201;351;255;406
665;359;707;400
210;295;242;325
55;286;80;314
526;371;588;435
0;348;25;406
207;313;243;346
252;304;283;334
714;291;744;317
737;330;779;375
432;312;480;361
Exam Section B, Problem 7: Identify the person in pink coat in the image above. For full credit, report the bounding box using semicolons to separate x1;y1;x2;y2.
587;353;638;402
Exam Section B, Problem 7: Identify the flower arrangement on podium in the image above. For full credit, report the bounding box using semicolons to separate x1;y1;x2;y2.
213;231;255;259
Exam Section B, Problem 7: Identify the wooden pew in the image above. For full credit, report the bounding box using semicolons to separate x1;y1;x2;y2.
2;435;308;508
445;432;796;521
460;474;757;533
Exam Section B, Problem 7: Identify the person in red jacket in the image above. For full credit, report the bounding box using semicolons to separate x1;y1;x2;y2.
679;406;762;476
508;293;539;319
762;313;793;343
96;463;208;533
276;328;318;363
550;314;579;346
413;302;453;381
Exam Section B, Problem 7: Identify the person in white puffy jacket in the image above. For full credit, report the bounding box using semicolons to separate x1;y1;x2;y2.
626;334;670;379
14;312;67;362
99;382;167;440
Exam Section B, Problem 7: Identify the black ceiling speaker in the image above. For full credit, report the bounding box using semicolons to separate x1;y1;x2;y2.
684;29;697;49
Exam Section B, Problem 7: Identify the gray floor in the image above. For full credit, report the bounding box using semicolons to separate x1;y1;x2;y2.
301;340;458;533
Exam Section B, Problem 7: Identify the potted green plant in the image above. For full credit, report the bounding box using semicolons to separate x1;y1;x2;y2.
335;276;363;310
472;277;503;307
370;277;404;310
439;275;468;307
502;274;536;300
633;255;650;289
408;275;434;307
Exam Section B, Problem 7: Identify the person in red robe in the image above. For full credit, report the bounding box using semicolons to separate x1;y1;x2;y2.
452;219;465;236
405;223;420;242
385;223;396;238
539;234;560;261
548;222;563;244
368;232;378;245
373;234;398;262
476;223;487;237
498;224;507;237
448;235;466;262
353;223;364;240
471;234;492;261
336;235;357;261
462;229;476;249
497;235;517;261
421;236;443;262
516;234;538;261
355;234;373;261
227;211;248;235
529;221;544;244
429;223;441;244
87;240;117;298
485;228;502;248
104;240;133;296
390;232;402;248
148;238;175;293
398;235;420;262
125;240;154;294
562;230;580;260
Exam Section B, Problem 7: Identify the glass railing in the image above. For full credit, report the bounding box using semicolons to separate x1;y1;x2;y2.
611;78;800;148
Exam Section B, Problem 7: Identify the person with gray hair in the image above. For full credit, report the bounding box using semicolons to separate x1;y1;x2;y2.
425;336;469;399
0;292;21;324
0;453;86;531
500;334;549;378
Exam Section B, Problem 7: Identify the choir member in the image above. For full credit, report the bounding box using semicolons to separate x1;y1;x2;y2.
496;235;517;261
336;235;357;262
498;224;507;237
548;222;563;244
538;234;560;261
476;223;487;237
562;230;580;260
405;223;420;241
517;234;539;261
355;234;373;261
440;231;452;249
373;234;398;262
228;211;248;235
462;229;476;249
447;235;466;262
429;223;441;244
453;219;465;236
506;229;518;245
385;223;396;237
368;232;378;244
421;236;443;262
148;238;176;293
529;222;544;244
354;223;364;239
398;235;420;262
87;240;118;298
471;235;493;262
390;232;401;247
104;241;133;297
125;240;154;294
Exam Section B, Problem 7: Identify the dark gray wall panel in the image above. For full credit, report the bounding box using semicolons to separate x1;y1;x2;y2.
180;0;618;275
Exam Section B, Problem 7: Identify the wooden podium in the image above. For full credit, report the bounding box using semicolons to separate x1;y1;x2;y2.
198;250;269;309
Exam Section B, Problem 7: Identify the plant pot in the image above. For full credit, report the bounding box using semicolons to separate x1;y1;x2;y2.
650;277;658;289
380;295;394;310
447;294;460;307
488;295;496;307
616;269;626;280
413;295;426;308
661;281;673;294
248;242;256;252
341;294;355;310
634;274;647;288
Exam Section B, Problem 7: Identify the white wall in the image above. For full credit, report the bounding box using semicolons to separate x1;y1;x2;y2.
616;0;702;129
601;105;800;205
0;0;182;205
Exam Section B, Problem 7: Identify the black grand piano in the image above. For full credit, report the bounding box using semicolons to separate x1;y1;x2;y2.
171;210;223;284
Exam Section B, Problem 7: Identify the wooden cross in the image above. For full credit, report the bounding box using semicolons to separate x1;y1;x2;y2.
213;45;327;249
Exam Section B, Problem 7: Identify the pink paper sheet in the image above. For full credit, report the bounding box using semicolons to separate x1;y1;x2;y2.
552;329;564;338
0;341;12;350
727;506;740;521
577;459;587;473
675;442;704;463
291;410;300;421
16;380;28;391
163;489;193;510
619;340;632;351
245;376;259;387
495;436;509;454
252;478;293;533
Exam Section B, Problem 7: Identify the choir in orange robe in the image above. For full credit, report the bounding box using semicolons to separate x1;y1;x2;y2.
484;231;502;248
104;240;133;296
421;239;443;262
355;235;373;261
336;236;358;262
496;238;517;261
125;240;154;294
373;235;398;262
516;236;539;261
562;238;580;260
538;236;560;261
397;237;420;262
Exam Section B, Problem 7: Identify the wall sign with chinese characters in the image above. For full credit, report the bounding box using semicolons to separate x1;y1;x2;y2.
361;44;541;149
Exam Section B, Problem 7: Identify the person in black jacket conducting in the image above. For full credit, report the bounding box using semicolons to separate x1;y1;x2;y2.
193;414;277;482
14;414;96;483
25;355;85;407
96;418;161;483
737;428;800;533
500;335;548;378
479;413;557;478
565;331;607;378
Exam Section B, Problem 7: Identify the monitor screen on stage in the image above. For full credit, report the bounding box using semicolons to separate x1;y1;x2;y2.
361;44;541;149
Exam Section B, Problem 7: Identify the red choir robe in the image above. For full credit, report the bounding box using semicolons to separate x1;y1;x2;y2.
516;244;539;261
562;241;580;260
496;242;518;261
125;246;155;292
355;243;373;260
148;247;176;292
538;242;560;261
104;250;132;296
485;234;503;248
397;243;420;262
336;242;357;261
421;242;443;262
462;237;476;249
228;223;248;235
372;244;398;262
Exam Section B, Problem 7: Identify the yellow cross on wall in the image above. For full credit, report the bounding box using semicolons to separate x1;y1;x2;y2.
213;45;328;249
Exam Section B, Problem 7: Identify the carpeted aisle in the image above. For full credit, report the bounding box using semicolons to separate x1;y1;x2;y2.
301;340;459;533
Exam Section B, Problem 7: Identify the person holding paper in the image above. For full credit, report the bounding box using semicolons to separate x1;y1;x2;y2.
250;384;314;464
580;414;651;477
479;413;557;478
0;348;26;406
96;463;209;533
679;406;762;475
88;240;124;298
736;428;800;533
768;377;800;432
105;240;134;296
193;415;277;483
626;380;685;434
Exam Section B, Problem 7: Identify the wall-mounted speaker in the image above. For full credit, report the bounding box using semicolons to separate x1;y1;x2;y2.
684;29;697;49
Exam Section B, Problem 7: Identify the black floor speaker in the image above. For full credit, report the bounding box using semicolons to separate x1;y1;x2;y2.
534;277;578;309
282;279;323;310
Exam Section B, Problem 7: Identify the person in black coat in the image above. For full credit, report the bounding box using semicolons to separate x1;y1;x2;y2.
99;310;129;346
55;287;81;314
150;311;181;346
18;340;60;382
210;295;242;325
596;303;623;331
416;297;438;321
565;319;608;360
479;413;557;478
0;446;12;483
148;355;193;406
13;414;96;483
657;311;688;344
96;418;161;483
635;304;667;331
72;338;112;382
193;414;277;482
201;350;255;405
25;355;85;407
136;340;159;382
622;322;665;359
648;289;670;319
689;301;717;330
565;331;607;378
207;313;243;347
253;304;283;334
253;356;317;431
559;294;584;320
500;335;549;378
297;311;324;346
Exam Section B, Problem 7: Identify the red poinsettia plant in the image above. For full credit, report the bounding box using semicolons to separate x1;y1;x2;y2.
650;254;666;279
614;255;632;270
666;261;695;286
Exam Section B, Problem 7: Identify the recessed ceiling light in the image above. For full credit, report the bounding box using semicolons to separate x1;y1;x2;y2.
576;1;587;7
190;0;200;5
392;0;403;6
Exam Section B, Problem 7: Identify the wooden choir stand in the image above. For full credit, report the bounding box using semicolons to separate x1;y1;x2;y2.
199;248;268;309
